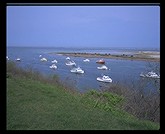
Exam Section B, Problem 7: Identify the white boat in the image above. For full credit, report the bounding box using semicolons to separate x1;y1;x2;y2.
140;71;160;79
6;56;9;60
40;58;47;62
66;61;76;66
66;57;70;60
146;71;160;78
16;58;21;61
97;65;108;70
49;64;57;69
140;73;145;77
39;55;42;57
70;67;84;74
97;75;112;83
51;59;58;63
83;59;90;62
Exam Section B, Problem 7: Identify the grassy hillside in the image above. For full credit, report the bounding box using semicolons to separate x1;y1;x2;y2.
7;62;159;130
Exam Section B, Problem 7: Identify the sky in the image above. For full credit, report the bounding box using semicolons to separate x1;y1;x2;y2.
7;5;160;48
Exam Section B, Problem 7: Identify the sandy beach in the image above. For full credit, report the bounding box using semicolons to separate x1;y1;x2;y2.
52;51;160;62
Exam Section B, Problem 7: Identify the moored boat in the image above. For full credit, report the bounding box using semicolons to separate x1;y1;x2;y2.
40;58;47;62
97;75;112;83
96;59;105;64
66;57;70;60
83;59;90;62
49;64;57;69
66;60;76;66
140;71;160;79
97;65;108;70
16;58;21;61
51;59;58;63
6;56;9;60
70;67;84;74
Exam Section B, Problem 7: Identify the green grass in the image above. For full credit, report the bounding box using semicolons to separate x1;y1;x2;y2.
7;62;160;130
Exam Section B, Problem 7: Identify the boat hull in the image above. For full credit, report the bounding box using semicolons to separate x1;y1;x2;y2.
96;61;105;64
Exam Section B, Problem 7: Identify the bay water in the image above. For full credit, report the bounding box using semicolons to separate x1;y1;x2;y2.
7;46;160;94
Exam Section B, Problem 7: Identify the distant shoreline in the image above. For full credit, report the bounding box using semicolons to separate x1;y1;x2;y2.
49;51;160;62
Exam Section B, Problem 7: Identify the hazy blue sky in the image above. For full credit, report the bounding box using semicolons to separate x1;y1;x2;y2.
7;6;160;48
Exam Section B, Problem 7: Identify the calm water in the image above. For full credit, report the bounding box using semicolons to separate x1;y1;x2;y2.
7;46;160;93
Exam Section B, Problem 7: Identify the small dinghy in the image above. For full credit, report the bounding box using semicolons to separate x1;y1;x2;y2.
16;58;21;61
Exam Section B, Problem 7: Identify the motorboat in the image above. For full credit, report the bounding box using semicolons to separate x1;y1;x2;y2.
146;71;160;78
49;64;57;69
97;65;108;70
96;59;105;64
51;59;58;63
140;71;160;79
40;57;47;62
39;55;42;57
66;57;70;60
83;59;90;62
97;75;112;83
70;67;84;74
66;60;76;66
16;58;21;61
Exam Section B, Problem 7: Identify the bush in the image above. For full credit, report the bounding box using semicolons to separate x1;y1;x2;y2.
102;82;160;123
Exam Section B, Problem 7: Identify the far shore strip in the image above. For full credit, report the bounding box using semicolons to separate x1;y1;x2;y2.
49;52;160;62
